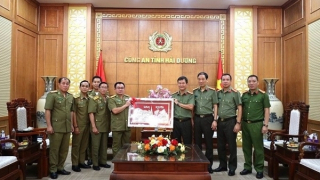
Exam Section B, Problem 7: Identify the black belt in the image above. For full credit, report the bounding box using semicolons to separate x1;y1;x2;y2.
174;118;191;122
243;119;264;123
195;114;212;118
218;116;236;122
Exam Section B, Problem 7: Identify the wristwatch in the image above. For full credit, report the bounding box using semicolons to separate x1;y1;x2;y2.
236;121;241;125
263;124;268;127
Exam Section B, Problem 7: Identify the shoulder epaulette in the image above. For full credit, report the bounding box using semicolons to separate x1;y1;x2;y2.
231;88;238;92
110;95;116;98
258;89;265;93
93;95;99;100
88;89;93;92
243;90;249;94
208;87;216;91
193;87;199;91
172;91;178;95
187;91;193;95
124;94;130;97
73;93;80;98
88;94;94;98
50;90;57;93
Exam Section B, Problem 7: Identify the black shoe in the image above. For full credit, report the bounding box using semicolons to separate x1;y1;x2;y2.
256;172;263;179
72;165;81;172
99;163;111;168
57;169;71;175
93;165;100;171
79;163;91;168
213;167;228;172
50;172;58;179
87;159;92;166
208;167;214;174
228;170;235;176
240;169;252;175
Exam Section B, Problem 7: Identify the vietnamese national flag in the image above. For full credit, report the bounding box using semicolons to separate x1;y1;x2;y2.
96;50;106;82
216;52;223;90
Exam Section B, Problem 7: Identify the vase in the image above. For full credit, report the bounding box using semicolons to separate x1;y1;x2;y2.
36;76;57;128
264;78;283;130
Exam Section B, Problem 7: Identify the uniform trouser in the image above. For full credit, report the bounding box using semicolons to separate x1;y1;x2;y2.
49;132;71;172
91;131;108;166
71;125;90;165
86;133;92;160
217;118;238;170
172;119;192;144
241;121;264;172
112;130;131;157
194;115;214;167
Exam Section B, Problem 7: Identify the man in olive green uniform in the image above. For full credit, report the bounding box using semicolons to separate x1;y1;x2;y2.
193;72;218;174
71;80;91;172
45;77;74;179
172;76;194;144
88;82;111;171
213;73;242;176
240;75;270;179
86;76;102;166
108;82;131;157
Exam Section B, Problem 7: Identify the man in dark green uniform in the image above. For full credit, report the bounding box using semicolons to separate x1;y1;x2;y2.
193;72;218;174
71;80;91;172
86;76;102;166
240;75;270;179
45;77;74;179
213;73;242;176
172;76;194;144
108;82;131;157
88;82;111;171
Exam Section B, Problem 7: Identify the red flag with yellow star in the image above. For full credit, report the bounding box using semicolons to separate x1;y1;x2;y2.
216;52;223;90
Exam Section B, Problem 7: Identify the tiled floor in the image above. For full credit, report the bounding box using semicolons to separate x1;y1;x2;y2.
26;147;289;180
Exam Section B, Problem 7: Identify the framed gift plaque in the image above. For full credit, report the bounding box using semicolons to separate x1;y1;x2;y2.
128;98;174;128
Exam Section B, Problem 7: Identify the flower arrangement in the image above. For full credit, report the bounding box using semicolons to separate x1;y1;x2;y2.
148;85;171;98
137;135;186;156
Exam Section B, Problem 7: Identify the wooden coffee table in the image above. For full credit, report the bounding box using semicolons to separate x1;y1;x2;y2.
273;143;315;180
111;144;210;180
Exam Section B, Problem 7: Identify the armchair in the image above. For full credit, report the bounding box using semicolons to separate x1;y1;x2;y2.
7;98;49;178
263;101;309;177
295;141;320;180
0;139;23;180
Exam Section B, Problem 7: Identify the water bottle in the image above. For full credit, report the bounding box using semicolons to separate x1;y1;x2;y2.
1;130;5;148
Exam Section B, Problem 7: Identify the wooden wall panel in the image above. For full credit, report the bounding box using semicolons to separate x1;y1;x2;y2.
257;37;282;101
0;117;9;135
117;20;139;40
308;120;320;135
257;8;282;35
0;0;14;20
38;35;63;99
282;27;306;106
102;41;117;62
15;0;38;32
11;24;38;104
39;5;64;33
306;0;320;24
182;21;205;41
283;0;305;35
139;64;161;84
139;20;160;41
102;20;117;40
160;21;182;41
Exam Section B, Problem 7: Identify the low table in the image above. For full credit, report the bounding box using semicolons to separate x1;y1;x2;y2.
2;142;42;180
273;143;316;180
111;144;210;180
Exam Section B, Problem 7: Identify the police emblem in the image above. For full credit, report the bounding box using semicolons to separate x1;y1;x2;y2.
148;31;172;52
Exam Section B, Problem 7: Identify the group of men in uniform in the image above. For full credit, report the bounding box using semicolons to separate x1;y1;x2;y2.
45;76;131;179
171;73;270;179
45;72;270;179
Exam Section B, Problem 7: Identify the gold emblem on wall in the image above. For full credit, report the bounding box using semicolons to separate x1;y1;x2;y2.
149;32;172;52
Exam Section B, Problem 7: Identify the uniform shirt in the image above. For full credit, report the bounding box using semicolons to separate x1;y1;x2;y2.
108;94;130;132
172;90;194;119
44;89;74;133
88;89;98;97
241;89;271;121
87;93;110;133
193;86;218;115
73;93;90;127
217;87;242;119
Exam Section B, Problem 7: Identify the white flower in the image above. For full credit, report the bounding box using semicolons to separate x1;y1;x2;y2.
157;146;165;153
150;139;156;145
178;143;182;147
137;143;142;150
180;145;185;152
